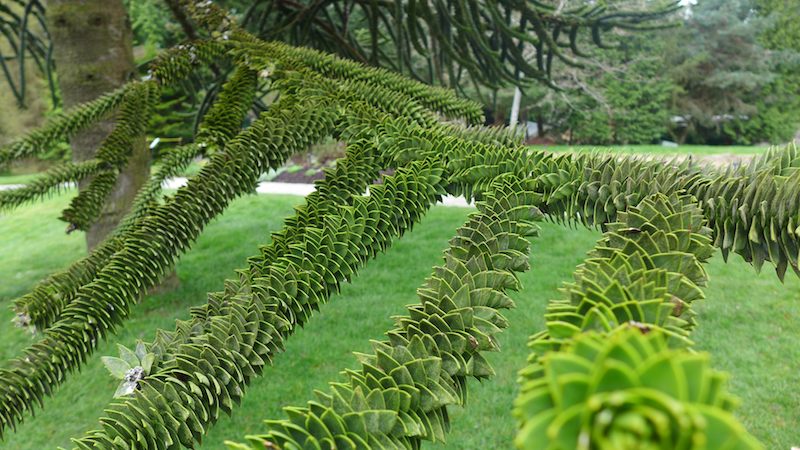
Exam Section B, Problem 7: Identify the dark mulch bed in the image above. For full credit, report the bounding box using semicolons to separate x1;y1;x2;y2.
273;169;327;183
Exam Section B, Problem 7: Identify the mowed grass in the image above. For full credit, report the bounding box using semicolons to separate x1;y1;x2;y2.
0;191;798;449
0;172;41;185
533;144;769;157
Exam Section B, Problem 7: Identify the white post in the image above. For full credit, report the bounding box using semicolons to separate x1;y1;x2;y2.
509;86;522;129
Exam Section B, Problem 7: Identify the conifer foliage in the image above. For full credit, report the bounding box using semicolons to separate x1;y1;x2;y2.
0;1;797;449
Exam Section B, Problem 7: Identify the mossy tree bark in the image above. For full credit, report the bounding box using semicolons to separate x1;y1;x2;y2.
47;0;150;250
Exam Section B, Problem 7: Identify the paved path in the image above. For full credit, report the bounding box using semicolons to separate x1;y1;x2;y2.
0;178;474;208
167;178;473;207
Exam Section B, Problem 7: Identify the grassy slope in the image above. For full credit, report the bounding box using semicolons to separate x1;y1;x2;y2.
0;192;797;449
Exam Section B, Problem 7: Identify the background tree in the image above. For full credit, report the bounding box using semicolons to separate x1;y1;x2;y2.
747;0;800;143
487;0;800;146
665;0;797;144
506;27;676;144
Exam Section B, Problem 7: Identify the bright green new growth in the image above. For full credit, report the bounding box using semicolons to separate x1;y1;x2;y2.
514;194;762;449
101;342;157;399
0;1;795;449
534;193;715;348
517;328;759;450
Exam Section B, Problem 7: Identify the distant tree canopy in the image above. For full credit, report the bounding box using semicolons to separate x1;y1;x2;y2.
523;31;677;145
755;0;800;52
750;0;800;143
490;0;800;145
665;0;798;144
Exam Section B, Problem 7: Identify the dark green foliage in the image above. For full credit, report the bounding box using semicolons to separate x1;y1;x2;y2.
147;85;197;149
746;0;800;144
124;0;174;57
0;159;105;210
573;58;675;145
523;0;797;146
0;82;338;438
665;0;797;145
526;32;677;145
447;140;800;279
59;171;119;231
148;39;228;86
73;155;443;449
59;82;161;231
0;15;492;429
64;60;528;445
567;109;615;146
5;11;488;337
13;143;202;331
0;82;156;219
239;40;484;125
2;0;682;132
195;65;258;149
756;0;800;52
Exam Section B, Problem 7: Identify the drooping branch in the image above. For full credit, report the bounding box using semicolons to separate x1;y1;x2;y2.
445;140;800;279
73;152;444;450
59;82;160;231
0;4;792;449
0;85;128;164
239;0;681;90
11;65;259;331
0;80;338;437
225;175;542;450
12;143;202;331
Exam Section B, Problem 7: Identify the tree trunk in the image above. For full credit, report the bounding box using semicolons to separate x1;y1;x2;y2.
47;0;150;251
536;114;545;138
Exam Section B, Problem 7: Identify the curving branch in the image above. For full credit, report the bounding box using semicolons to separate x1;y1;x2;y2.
226;175;543;450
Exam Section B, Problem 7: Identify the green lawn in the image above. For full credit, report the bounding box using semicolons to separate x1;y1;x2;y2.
0;172;41;185
533;144;769;157
0;191;798;449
